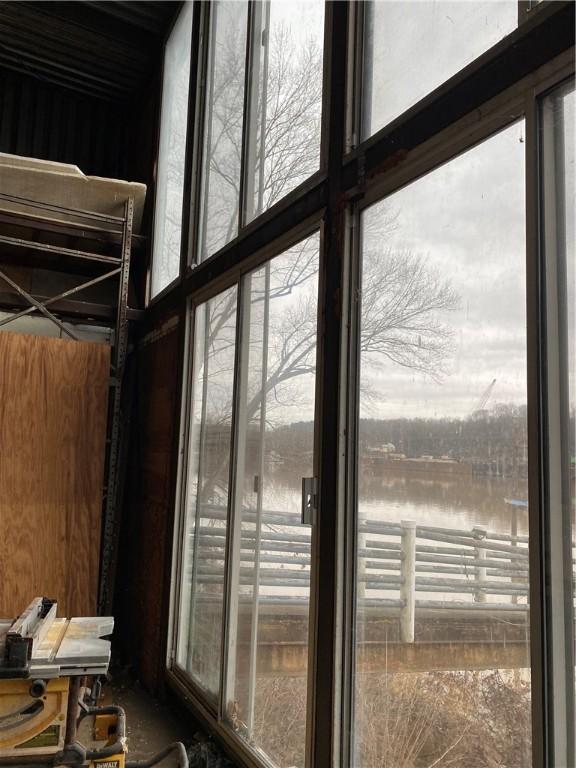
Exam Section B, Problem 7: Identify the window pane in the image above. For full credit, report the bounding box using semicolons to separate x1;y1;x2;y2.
151;3;193;297
198;1;248;261
541;78;576;760
245;1;324;223
354;124;530;766
225;235;320;767
362;1;517;140
176;287;238;698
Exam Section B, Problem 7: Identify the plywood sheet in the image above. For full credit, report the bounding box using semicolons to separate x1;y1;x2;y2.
0;331;109;619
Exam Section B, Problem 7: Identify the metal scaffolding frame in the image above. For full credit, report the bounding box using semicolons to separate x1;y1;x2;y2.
0;190;135;616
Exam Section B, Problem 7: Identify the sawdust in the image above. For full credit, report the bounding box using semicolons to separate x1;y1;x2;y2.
188;741;234;768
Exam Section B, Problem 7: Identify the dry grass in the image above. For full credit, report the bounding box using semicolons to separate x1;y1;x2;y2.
244;671;530;768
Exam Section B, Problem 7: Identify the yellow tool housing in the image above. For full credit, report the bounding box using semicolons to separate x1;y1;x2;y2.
0;678;68;759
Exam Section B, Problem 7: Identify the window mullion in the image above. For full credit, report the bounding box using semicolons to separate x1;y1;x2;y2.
344;2;364;153
179;2;202;277
526;83;551;768
307;3;349;766
187;2;211;269
219;274;251;723
197;3;218;264
536;78;576;767
238;1;257;231
340;204;361;767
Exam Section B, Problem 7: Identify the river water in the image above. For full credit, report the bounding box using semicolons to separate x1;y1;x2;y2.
264;465;529;537
358;472;529;536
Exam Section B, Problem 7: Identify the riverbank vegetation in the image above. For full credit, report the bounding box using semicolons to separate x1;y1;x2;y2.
247;671;530;768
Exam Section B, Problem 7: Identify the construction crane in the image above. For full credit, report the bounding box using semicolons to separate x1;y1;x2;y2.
471;378;497;418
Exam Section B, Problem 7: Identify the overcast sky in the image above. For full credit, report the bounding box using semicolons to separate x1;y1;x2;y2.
365;1;518;137
264;0;528;422
195;1;569;427
361;121;528;420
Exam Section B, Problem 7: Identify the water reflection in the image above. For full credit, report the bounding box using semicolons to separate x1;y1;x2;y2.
268;456;528;536
359;472;528;535
354;121;530;767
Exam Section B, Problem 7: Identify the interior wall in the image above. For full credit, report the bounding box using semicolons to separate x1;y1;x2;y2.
115;313;182;692
0;67;130;179
124;72;161;307
0;331;110;618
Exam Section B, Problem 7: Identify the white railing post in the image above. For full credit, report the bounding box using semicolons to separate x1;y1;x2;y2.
357;525;367;600
473;526;487;603
510;507;518;605
400;520;416;643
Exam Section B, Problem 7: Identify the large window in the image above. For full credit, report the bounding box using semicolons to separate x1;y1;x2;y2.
174;233;320;765
353;123;530;766
244;1;325;223
176;286;237;697
197;1;248;261
151;3;193;298
165;4;575;768
223;235;319;767
194;0;325;263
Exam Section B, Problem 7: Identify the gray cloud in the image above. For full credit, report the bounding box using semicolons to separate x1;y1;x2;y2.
362;123;528;418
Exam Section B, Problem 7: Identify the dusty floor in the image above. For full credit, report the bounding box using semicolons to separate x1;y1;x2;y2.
75;675;236;767
110;680;192;762
76;678;192;766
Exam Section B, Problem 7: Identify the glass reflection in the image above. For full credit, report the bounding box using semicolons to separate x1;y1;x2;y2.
177;287;238;697
225;234;320;768
354;123;530;766
362;1;517;139
199;1;248;261
151;3;193;296
245;0;324;222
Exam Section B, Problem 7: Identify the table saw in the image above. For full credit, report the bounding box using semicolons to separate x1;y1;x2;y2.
0;598;188;768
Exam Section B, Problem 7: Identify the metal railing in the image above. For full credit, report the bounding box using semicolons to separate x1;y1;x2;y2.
187;504;574;643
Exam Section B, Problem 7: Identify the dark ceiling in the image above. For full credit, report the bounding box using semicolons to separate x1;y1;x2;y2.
0;1;182;102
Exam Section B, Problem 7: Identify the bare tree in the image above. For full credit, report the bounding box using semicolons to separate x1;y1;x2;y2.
205;18;455;360
251;23;323;211
181;16;466;759
201;9;323;256
188;15;460;500
360;245;459;380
